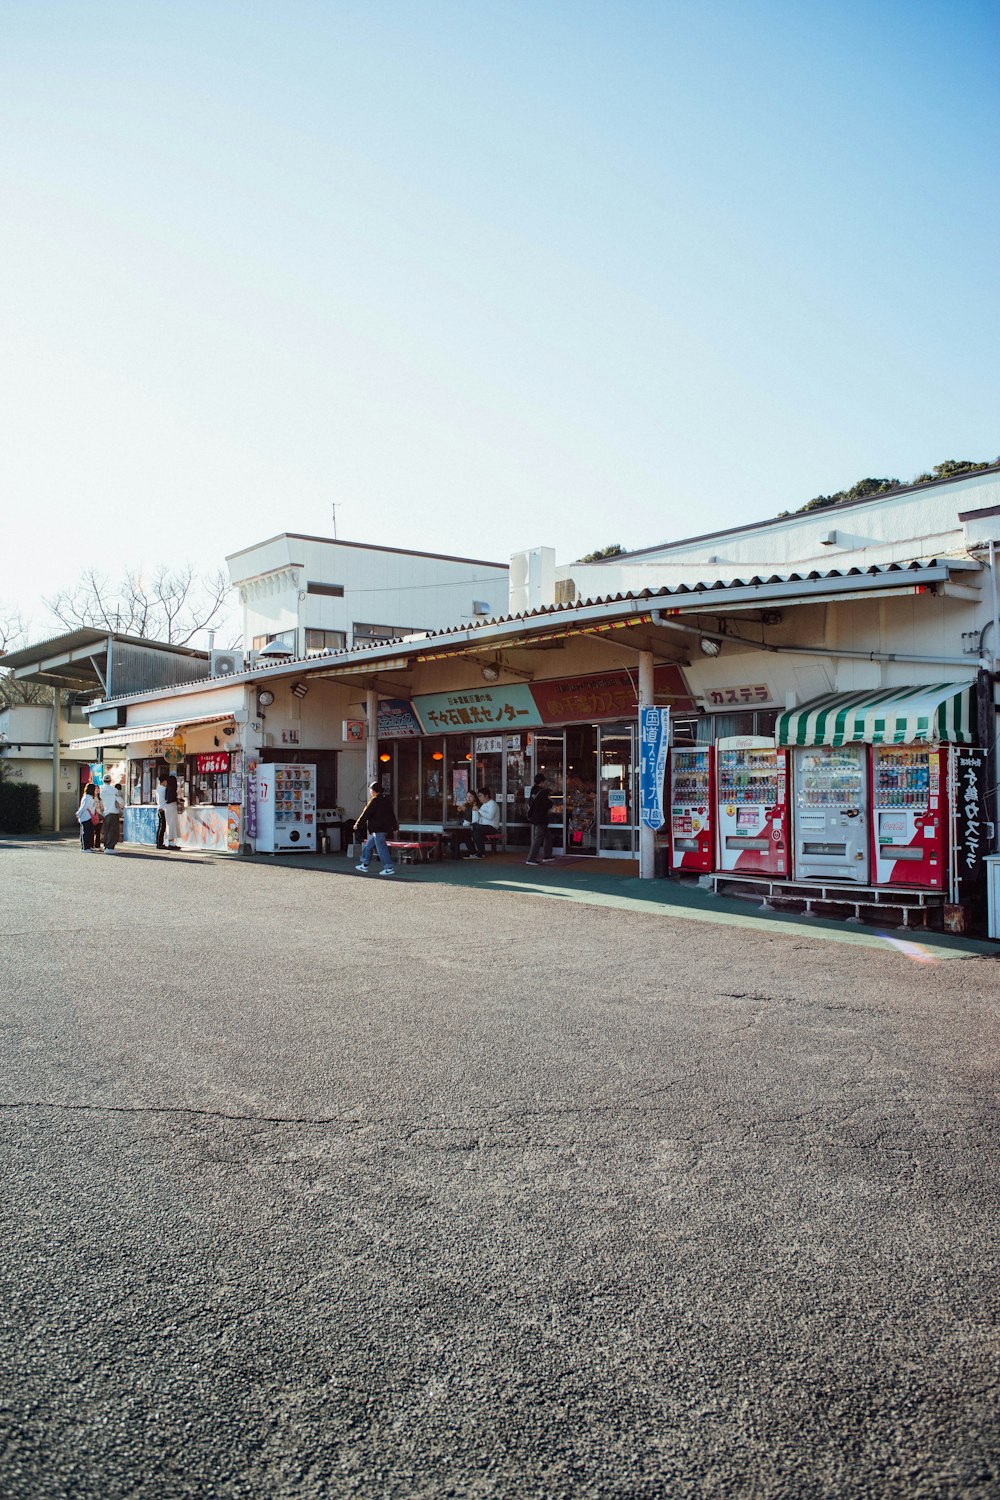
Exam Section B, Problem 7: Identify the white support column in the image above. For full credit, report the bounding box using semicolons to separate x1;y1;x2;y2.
638;650;655;880
366;689;378;788
51;690;61;832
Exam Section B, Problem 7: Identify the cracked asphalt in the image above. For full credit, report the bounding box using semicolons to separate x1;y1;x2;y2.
1;839;998;1499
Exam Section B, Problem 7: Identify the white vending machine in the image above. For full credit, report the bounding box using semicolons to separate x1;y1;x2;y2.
255;763;317;853
792;745;869;883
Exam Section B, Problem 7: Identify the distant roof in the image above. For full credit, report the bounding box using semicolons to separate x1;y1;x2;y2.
226;532;508;571
1;629;208;693
580;462;1000;564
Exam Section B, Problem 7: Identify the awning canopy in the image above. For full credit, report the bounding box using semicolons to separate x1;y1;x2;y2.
68;713;234;751
777;683;978;748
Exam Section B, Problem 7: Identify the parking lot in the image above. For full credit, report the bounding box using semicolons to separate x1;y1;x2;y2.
1;837;997;1497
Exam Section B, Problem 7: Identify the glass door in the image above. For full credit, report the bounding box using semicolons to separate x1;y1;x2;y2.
598;725;635;854
532;733;565;853
564;725;598;854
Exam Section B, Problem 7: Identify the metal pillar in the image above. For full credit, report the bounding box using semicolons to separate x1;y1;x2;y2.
638;650;655;880
366;689;378;788
51;690;61;831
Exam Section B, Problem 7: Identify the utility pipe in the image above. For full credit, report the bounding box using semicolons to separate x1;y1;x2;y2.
649;611;982;669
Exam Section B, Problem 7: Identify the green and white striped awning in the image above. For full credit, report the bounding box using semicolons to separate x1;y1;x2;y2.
776;682;978;748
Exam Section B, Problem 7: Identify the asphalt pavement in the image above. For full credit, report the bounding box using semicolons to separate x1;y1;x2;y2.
1;838;998;1498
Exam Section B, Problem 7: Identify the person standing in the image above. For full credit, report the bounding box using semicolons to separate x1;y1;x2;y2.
164;772;181;850
354;781;399;876
473;786;501;857
525;773;555;866
76;782;98;852
155;773;168;849
100;775;124;853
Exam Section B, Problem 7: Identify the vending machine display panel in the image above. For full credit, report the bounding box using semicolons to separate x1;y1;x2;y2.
716;736;789;875
792;745;869;883
872;746;945;888
669;746;713;872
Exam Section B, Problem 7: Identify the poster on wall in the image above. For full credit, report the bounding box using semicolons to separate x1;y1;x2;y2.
451;767;470;808
639;707;670;830
245;759;258;840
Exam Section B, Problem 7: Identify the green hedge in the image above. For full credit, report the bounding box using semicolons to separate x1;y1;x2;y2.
0;781;41;834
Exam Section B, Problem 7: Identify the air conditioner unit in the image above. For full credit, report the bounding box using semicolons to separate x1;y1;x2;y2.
210;649;243;677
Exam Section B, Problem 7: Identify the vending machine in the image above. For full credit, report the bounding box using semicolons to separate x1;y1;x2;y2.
255;763;317;853
871;746;946;888
669;746;714;872
792;745;870;883
716;736;790;876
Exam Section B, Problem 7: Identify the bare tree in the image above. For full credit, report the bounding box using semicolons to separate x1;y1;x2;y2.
0;606;52;705
44;564;235;647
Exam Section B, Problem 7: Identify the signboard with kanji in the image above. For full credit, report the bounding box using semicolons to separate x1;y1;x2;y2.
377;699;422;738
639;706;670;830
414;684;539;732
950;746;987;906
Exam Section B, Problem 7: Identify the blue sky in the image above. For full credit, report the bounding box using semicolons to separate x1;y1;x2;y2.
1;0;997;638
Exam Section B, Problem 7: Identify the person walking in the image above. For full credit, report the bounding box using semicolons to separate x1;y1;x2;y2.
473;786;501;857
100;774;124;852
91;784;104;850
525;773;555;866
76;782;99;852
164;772;181;850
155;773;168;849
354;781;399;876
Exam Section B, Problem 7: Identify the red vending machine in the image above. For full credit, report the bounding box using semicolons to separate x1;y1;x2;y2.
871;745;946;888
716;736;790;876
669;745;714;872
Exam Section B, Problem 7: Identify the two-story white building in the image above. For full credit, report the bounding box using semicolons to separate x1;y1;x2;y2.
227;534;510;660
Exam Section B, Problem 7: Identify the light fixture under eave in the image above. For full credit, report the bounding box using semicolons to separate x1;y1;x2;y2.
481;663;501;683
290;681;308;699
699;637;721;657
257;689;276;707
379;752;391;763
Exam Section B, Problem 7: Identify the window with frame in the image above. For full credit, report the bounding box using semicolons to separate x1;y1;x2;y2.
305;629;346;653
306;582;344;597
352;622;418;645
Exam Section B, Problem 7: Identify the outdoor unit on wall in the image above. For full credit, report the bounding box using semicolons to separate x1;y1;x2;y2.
210;649;244;677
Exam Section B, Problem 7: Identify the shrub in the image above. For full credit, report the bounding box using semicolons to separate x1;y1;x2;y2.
0;781;41;834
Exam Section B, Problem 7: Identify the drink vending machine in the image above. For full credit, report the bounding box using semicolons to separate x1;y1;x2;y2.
871;746;946;888
716;736;789;875
792;745;870;883
668;745;714;873
255;763;317;853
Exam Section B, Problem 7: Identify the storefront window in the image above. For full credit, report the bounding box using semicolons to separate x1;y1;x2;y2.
421;738;445;822
187;751;232;806
506;734;530;847
395;740;420;822
599;728;633;852
565;725;597;853
447;738;473;820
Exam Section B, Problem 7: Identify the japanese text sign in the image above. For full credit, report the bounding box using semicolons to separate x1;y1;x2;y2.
639;707;670;830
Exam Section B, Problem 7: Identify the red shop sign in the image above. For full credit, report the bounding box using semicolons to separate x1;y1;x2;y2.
196;752;230;774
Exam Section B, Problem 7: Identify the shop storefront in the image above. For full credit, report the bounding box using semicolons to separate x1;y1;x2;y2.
120;713;244;852
376;665;694;857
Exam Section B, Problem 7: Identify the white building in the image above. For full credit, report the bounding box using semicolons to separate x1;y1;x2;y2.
227;534;510;660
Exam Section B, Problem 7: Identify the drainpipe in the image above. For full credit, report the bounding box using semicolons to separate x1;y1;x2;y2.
638;650;655;880
648;611;982;668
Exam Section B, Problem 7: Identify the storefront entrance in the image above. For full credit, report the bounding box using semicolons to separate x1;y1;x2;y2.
378;725;637;857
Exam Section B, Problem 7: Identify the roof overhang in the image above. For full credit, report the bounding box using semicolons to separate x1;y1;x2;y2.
68;712;235;751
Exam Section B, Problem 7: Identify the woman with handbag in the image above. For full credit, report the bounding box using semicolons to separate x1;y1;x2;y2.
76;783;98;853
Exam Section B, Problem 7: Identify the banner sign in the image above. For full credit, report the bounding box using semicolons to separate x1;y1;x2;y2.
532;666;693;724
951;746;987;904
377;699;422;738
639;706;670;830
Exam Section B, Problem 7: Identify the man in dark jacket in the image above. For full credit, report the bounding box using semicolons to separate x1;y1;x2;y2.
525;773;555;866
354;781;399;876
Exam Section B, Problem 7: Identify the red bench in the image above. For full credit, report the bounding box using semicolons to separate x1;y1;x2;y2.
387;838;442;864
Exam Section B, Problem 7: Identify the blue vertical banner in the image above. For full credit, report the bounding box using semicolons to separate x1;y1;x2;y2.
639;707;670;829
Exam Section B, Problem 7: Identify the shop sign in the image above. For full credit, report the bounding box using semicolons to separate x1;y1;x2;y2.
342;720;366;741
475;736;504;753
414;683;539;732
639;706;670;830
700;684;774;709
532;666;693;724
951;747;987;902
245;759;258;839
377;699;422;738
196;752;230;774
